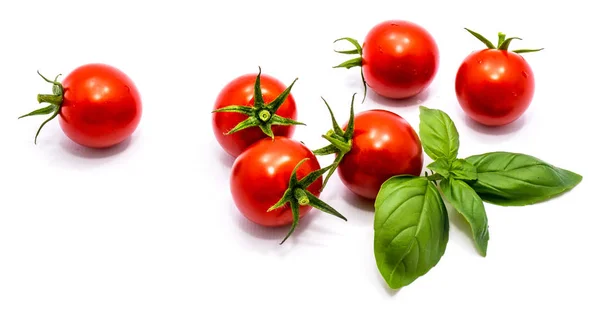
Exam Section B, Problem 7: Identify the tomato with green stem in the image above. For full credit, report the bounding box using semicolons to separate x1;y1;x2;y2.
212;67;304;158
19;63;142;148
313;94;424;200
333;20;439;101
455;28;543;126
230;136;347;244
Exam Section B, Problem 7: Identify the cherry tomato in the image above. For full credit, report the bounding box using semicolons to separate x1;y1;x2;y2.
20;63;142;148
455;29;543;126
230;137;346;243
230;137;320;227
212;68;302;158
334;20;439;100
314;95;424;200
339;110;423;199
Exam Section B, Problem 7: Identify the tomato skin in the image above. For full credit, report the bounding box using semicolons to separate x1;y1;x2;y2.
212;73;298;158
58;63;142;148
455;49;535;126
230;137;321;227
337;110;423;200
362;20;439;99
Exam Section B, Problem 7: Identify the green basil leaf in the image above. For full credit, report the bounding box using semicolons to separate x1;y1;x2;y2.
374;175;418;209
449;159;477;181
440;178;489;256
427;158;451;179
418;106;460;161
374;176;449;289
465;152;583;206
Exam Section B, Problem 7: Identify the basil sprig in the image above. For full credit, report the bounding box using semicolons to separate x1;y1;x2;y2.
373;106;582;290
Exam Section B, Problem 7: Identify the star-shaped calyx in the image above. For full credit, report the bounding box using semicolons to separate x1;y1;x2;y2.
268;158;347;244
332;37;367;103
312;93;356;190
212;67;305;138
18;71;65;144
464;28;544;53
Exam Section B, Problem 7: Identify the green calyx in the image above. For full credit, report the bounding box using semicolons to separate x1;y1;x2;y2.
212;66;305;138
312;93;356;190
268;158;347;244
464;28;544;54
19;71;65;144
332;37;367;103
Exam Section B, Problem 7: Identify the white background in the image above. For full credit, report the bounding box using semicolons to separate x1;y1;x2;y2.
1;0;598;310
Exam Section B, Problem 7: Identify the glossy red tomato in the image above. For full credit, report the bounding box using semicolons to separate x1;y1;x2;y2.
338;110;424;200
456;50;535;126
212;71;299;158
61;64;142;147
230;137;322;227
455;29;541;126
335;20;439;100
363;20;439;99
21;63;142;148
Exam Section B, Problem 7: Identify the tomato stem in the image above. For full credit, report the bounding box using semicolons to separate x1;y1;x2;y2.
464;28;544;54
312;94;357;190
333;37;367;103
294;188;310;206
211;66;305;138
258;109;271;122
497;32;506;47
19;71;64;144
322;132;351;153
267;158;347;244
37;94;62;106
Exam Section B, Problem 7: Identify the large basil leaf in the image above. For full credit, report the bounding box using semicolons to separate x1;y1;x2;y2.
465;152;582;206
440;178;489;256
418;106;460;161
374;176;449;289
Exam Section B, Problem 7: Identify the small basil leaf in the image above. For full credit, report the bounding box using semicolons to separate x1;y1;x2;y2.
427;158;451;179
465;152;583;206
418;106;460;161
440;178;489;256
449;159;477;181
374;176;449;289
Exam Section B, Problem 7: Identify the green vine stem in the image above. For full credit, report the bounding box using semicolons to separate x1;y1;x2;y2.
211;67;305;138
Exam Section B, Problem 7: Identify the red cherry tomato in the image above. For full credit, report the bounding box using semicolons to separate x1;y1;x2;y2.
334;20;439;100
212;68;301;158
231;137;346;243
20;64;142;148
230;137;321;227
455;29;543;126
314;95;424;200
339;110;423;199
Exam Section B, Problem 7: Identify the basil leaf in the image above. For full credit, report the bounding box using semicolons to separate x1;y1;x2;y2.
418;106;460;161
449;159;477;181
374;176;449;289
440;178;489;256
427;158;451;179
374;175;418;208
465;152;583;206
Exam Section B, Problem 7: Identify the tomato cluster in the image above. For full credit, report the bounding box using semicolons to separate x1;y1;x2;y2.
19;20;542;244
208;21;542;242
